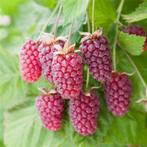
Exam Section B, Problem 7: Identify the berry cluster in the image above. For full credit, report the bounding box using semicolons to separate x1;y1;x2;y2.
19;24;143;135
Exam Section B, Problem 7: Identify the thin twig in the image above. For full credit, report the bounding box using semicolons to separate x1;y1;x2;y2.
38;4;59;37
51;5;62;36
112;0;125;71
85;12;91;90
92;0;95;33
87;12;91;33
120;44;147;98
86;68;90;89
63;22;74;52
122;47;147;92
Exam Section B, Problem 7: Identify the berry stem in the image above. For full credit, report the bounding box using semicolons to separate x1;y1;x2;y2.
38;87;48;95
63;22;74;52
91;86;101;89
75;50;80;53
86;68;90;89
91;0;95;33
85;12;91;90
121;46;147;96
112;0;125;71
87;12;91;33
51;5;62;36
39;4;59;37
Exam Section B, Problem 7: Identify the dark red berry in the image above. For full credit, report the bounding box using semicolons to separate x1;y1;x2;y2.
104;72;132;116
122;25;147;51
19;39;41;83
38;36;66;84
35;90;64;131
38;43;54;83
52;45;83;99
79;30;112;82
69;91;100;136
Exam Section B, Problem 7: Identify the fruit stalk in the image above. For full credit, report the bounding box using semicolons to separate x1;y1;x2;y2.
121;46;147;97
51;5;62;35
85;12;91;90
86;68;90;89
112;0;125;71
39;4;59;37
91;0;95;33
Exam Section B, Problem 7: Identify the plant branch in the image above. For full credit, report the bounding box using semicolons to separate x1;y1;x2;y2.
63;22;74;51
51;5;62;36
86;68;90;89
87;12;91;33
121;47;147;95
112;0;125;71
85;12;91;90
39;4;59;37
92;0;95;33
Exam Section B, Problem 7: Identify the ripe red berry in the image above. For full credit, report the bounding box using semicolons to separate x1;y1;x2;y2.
52;45;83;99
69;91;100;136
38;35;66;84
35;90;64;131
79;30;112;82
19;39;41;83
104;72;132;116
122;25;147;51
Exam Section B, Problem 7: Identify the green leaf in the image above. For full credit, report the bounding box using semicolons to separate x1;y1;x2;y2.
0;48;28;108
61;0;89;23
102;109;147;144
118;31;146;56
33;0;56;9
4;99;75;147
4;99;40;147
122;0;142;14
123;2;147;23
4;97;147;146
0;47;51;107
88;0;116;32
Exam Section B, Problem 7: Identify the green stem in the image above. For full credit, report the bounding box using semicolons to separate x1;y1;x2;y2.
51;5;62;35
39;4;59;37
63;22;74;52
122;48;147;94
87;12;91;33
112;0;125;71
92;86;101;89
85;12;91;90
86;68;90;89
92;0;95;33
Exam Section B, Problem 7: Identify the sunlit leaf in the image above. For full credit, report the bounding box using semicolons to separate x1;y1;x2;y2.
62;0;89;24
118;31;146;56
123;2;147;23
88;0;116;32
